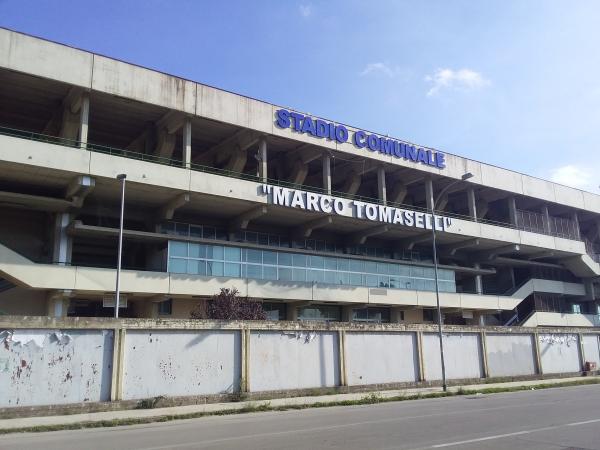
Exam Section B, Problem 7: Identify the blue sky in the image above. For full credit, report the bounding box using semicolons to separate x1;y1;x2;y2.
1;1;599;192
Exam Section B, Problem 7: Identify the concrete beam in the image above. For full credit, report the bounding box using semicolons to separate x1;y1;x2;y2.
0;190;73;212
155;111;186;135
229;205;268;231
441;238;480;256
293;216;333;239
474;244;521;261
340;171;361;196
155;128;177;159
196;129;259;166
508;197;518;226
467;188;477;221
389;181;408;205
159;193;190;220
65;175;95;208
397;232;432;251
257;138;267;183
289;158;309;185
527;251;555;260
225;148;248;173
349;224;389;245
476;198;489;219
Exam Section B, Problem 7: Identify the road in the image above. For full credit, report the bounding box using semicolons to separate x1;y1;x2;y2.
1;384;600;450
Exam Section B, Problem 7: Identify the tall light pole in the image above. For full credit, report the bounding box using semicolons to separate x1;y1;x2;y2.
430;172;473;391
114;174;127;318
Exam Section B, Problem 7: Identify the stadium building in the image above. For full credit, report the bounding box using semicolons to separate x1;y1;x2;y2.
0;28;599;327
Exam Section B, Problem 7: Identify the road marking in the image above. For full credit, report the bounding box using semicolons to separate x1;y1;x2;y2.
430;417;600;448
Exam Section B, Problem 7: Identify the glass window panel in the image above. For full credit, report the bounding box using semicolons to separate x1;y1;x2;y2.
323;271;336;285
305;240;315;250
336;258;349;271
162;222;175;234
263;251;277;265
263;266;277;280
190;225;203;238
247;249;262;264
411;266;425;277
364;261;377;274
310;256;324;269
377;263;388;275
188;243;206;259
278;252;293;266
175;223;189;236
388;264;401;276
203;227;216;240
258;233;269;245
398;265;410;276
268;235;280;247
349;259;364;272
324;257;337;270
169;257;187;273
316;240;326;251
399;277;413;289
292;268;306;282
337;271;349;285
246;264;262;279
308;270;324;283
378;275;390;288
215;228;228;241
170;241;188;257
224;246;241;262
245;231;257;243
349;273;362;286
206;245;224;260
224;263;241;277
364;274;378;287
293;254;307;267
279;268;293;281
280;236;289;248
187;259;200;275
423;268;435;279
207;261;223;277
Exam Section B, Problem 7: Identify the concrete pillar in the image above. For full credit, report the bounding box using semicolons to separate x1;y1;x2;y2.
416;331;425;381
474;263;483;295
480;331;489;378
240;328;250;392
338;330;347;387
322;154;332;195
571;211;581;240
341;305;354;322
78;93;89;149
541;206;551;234
584;278;596;301
533;332;543;375
377;167;387;205
258;138;268;183
390;307;405;323
425;178;434;211
46;293;70;318
467;188;477;222
508;197;518;226
53;212;72;265
286;303;299;321
183;119;192;168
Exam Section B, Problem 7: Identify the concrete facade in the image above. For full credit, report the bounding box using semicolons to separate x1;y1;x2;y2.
0;27;599;327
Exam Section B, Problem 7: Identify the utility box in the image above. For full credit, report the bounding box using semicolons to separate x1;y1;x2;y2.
584;361;597;372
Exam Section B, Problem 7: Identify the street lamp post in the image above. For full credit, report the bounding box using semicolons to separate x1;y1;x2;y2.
430;172;473;392
114;174;127;318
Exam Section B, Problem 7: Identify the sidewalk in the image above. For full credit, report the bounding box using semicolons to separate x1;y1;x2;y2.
1;376;598;432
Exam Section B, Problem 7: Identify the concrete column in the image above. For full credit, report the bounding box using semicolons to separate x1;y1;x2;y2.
584;278;596;301
416;331;425;382
286;303;299;321
240;328;250;392
338;330;347;387
541;206;551;234
390;307;405;323
377;167;387;205
78;93;89;149
425;178;434;211
258;138;268;183
571;211;581;240
53;212;72;265
480;331;489;378
467;188;477;222
183;119;192;168
508;197;518;226
533;332;543;375
341;305;354;322
46;292;70;318
474;263;483;295
322;153;332;195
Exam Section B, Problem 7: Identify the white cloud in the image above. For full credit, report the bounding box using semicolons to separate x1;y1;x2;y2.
299;4;312;17
549;164;598;192
425;68;490;97
360;62;403;78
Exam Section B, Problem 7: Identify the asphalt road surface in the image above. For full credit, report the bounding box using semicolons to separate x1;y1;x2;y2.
2;384;600;450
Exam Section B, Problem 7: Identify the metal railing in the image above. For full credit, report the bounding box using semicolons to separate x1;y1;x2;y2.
0;125;593;247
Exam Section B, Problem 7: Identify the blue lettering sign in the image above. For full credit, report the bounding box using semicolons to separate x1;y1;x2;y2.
274;109;446;169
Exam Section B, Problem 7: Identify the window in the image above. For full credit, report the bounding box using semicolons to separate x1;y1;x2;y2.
298;304;341;322
423;309;435;322
352;307;390;323
572;304;582;314
262;302;286;320
158;299;172;315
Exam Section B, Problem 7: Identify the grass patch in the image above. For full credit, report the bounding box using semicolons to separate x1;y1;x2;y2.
2;378;599;435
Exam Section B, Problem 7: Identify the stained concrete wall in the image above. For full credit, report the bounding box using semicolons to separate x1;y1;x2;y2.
422;332;483;380
0;329;113;407
249;330;339;392
122;330;241;400
344;332;419;385
538;333;581;374
486;333;537;377
582;334;600;366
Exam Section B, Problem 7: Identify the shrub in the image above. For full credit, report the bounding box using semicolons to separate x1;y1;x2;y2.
190;288;267;320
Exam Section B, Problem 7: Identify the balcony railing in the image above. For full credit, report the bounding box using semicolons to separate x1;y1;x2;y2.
0;125;594;249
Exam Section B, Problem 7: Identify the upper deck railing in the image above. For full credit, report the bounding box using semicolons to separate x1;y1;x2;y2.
0;125;596;254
